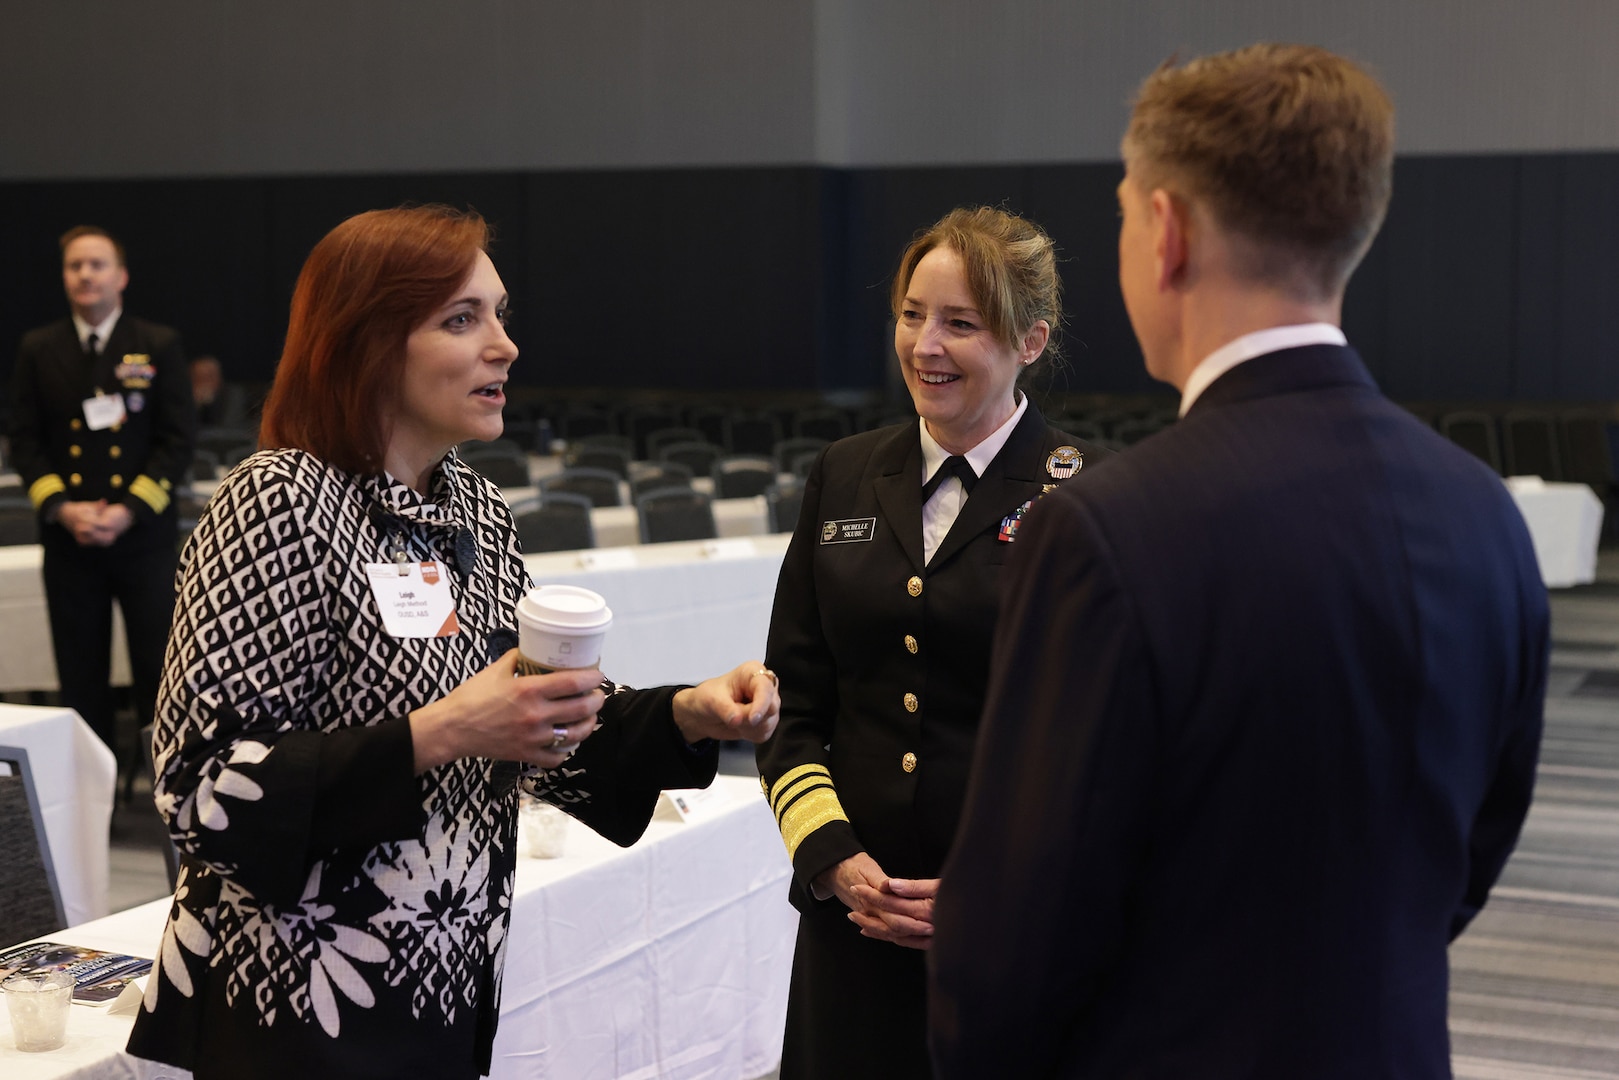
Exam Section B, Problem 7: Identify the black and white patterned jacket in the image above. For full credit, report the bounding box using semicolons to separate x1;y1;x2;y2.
127;449;716;1080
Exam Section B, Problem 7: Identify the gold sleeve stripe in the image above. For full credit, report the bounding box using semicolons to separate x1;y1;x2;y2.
779;786;850;862
129;475;170;514
28;474;65;508
768;763;832;816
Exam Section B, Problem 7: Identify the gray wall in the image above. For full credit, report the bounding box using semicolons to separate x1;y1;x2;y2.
6;1;1619;180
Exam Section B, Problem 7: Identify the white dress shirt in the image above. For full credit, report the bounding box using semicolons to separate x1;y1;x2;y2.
919;393;1028;565
1178;323;1347;416
71;308;122;354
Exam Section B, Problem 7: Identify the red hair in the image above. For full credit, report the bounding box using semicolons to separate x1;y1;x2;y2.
260;205;490;473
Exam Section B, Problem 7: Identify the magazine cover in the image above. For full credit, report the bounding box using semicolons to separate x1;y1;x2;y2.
0;941;154;1003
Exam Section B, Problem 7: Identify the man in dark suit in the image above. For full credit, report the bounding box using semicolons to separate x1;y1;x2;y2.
929;45;1548;1079
12;226;195;753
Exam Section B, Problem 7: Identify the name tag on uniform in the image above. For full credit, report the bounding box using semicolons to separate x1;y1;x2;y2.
820;517;876;544
365;561;460;637
82;393;126;431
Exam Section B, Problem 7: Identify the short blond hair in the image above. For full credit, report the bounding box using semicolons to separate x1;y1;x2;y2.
1124;43;1395;298
890;206;1062;370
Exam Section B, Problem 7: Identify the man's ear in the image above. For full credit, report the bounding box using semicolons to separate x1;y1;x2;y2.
1151;188;1190;292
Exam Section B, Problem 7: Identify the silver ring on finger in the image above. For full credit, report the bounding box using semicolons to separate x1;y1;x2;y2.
550;725;568;749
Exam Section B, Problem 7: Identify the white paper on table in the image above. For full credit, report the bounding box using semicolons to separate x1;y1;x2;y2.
577;548;637;570
654;784;734;823
107;976;148;1016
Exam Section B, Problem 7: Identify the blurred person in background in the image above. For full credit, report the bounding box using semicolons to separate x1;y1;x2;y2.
10;225;195;753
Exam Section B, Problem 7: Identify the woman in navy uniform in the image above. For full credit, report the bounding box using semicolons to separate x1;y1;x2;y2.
757;206;1111;1077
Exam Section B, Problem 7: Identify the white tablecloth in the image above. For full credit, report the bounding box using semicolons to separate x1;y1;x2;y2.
0;705;116;927
1505;478;1605;588
0;548;131;693
523;534;790;688
0;776;794;1080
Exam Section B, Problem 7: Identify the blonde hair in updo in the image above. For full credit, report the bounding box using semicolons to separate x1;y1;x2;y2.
890;206;1062;374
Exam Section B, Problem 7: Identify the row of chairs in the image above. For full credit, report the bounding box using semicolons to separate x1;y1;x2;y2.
458;434;828;493
511;478;804;552
1438;410;1614;488
510;402;912;459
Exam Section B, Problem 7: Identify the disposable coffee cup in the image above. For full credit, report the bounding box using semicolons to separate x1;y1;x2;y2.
515;584;613;675
4;971;74;1052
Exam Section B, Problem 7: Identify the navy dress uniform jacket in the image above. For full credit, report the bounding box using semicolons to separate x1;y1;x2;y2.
12;315;194;541
758;403;1109;1077
10;315;196;747
929;345;1550;1080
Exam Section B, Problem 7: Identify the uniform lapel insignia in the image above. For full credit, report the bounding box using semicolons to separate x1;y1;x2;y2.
1045;445;1083;479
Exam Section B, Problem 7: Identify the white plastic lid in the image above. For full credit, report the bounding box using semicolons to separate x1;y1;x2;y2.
518;584;613;630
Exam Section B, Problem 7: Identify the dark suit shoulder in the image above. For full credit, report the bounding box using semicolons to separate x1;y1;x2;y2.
17;319;75;354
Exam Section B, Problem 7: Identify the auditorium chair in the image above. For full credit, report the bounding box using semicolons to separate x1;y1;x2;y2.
1502;411;1562;480
540;467;623;508
659;440;725;476
645;427;708;461
1440;412;1503;475
512;492;596;553
636;488;718;544
724;411;783;455
774;437;828;474
630;462;695;501
711;455;776;499
458;439;532;488
792;407;852;442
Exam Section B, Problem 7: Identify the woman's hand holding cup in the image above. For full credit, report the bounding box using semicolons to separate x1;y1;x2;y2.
410;650;604;773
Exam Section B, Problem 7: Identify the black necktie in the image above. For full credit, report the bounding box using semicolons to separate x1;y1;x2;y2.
921;455;978;503
84;332;98;358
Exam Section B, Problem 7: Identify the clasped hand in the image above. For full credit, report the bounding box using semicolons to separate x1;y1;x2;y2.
817;850;939;951
59;499;133;547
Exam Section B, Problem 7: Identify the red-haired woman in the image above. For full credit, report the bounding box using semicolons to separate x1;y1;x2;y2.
126;205;779;1079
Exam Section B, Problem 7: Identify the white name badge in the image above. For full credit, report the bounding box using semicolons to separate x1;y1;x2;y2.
365;561;460;638
83;393;127;431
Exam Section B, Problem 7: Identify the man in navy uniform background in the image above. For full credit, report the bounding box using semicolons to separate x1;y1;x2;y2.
929;45;1549;1079
12;226;195;754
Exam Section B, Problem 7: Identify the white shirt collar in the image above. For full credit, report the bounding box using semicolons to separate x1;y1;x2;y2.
1178;323;1347;416
919;393;1029;485
71;308;122;353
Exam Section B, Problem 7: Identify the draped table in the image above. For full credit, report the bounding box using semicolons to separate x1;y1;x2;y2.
0;704;116;926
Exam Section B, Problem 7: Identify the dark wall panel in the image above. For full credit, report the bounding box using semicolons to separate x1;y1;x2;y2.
2;153;1616;405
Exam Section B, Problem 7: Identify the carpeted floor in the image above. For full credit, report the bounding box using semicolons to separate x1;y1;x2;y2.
1448;556;1619;1079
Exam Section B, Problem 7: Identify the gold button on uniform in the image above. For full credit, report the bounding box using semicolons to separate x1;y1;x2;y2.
906;576;923;597
70;419;82;431
110;474;123;488
110;422;121;432
68;445;81;458
69;473;82;486
903;692;918;712
901;752;917;773
109;445;122;459
904;634;918;654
